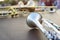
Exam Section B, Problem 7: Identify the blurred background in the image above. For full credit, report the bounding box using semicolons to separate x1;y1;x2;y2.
0;0;59;8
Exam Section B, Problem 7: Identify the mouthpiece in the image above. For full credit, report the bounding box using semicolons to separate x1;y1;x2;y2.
26;12;42;28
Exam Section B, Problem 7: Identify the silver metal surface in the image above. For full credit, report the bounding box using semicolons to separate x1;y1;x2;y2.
26;13;52;39
26;12;60;40
26;12;48;34
26;12;42;28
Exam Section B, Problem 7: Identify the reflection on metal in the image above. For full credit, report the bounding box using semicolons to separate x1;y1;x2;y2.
42;18;60;34
47;19;60;31
26;12;42;28
26;12;60;40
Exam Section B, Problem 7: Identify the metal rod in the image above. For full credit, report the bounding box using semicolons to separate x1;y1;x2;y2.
42;18;60;34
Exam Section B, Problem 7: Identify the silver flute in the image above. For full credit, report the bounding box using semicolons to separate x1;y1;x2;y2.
26;12;60;40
